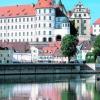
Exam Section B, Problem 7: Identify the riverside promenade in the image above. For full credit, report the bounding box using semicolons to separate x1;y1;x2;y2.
0;63;95;75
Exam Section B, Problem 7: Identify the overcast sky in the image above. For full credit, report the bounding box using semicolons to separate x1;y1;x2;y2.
0;0;99;24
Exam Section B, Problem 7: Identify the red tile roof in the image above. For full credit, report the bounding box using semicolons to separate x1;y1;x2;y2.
0;0;63;18
94;18;100;25
0;42;30;52
0;5;36;18
36;0;54;8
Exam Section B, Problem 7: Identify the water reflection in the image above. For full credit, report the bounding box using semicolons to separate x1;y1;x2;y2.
0;74;100;100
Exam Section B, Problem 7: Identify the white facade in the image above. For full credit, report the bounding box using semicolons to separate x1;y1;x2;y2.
93;24;100;36
70;2;91;37
0;0;70;43
13;53;32;63
0;48;13;64
30;46;39;61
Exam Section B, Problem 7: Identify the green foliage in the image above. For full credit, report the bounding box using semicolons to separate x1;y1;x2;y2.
93;35;100;59
86;52;95;63
61;35;78;61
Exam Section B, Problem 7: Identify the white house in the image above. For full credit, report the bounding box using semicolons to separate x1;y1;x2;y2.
0;47;13;64
92;18;100;36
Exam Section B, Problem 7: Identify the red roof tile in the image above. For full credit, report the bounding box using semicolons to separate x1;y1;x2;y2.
94;18;100;25
36;0;54;8
0;5;36;18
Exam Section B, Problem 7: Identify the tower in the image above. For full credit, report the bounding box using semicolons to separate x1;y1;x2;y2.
70;1;91;40
35;0;55;42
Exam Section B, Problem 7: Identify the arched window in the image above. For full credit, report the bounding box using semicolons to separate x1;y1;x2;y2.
56;35;61;41
48;37;52;42
43;37;47;42
36;38;39;42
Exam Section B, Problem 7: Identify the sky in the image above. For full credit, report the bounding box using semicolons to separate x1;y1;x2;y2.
0;0;99;24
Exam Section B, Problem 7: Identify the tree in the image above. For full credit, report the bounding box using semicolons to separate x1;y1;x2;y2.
93;35;100;59
61;34;78;62
86;52;95;63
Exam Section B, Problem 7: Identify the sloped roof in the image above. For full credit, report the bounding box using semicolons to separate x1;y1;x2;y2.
0;42;30;53
94;18;100;25
0;5;36;18
81;41;92;50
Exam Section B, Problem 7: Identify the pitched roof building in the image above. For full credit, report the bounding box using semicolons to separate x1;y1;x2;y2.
0;0;70;43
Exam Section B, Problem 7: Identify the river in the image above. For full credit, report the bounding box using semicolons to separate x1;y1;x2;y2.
0;74;100;100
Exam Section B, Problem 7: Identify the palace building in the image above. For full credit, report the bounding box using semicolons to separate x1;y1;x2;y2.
0;0;70;43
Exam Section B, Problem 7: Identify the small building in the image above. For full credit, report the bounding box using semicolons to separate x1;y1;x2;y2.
0;47;13;64
76;41;92;61
92;18;100;36
13;53;32;63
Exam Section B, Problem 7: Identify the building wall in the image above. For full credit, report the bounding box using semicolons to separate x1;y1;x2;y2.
13;53;32;63
70;2;91;37
0;6;70;43
93;24;100;35
0;49;13;64
0;17;35;42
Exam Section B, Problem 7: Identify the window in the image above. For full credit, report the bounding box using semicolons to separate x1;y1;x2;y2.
79;14;81;17
49;23;51;27
74;14;77;17
0;20;2;23
12;19;13;22
49;16;51;20
77;20;79;23
31;18;33;21
48;37;52;42
27;25;29;29
8;26;10;30
27;32;29;36
27;18;29;22
8;19;9;23
19;25;21;29
19;32;21;36
36;38;39;42
84;27;86;30
38;31;40;35
23;32;25;36
43;37;46;42
39;16;40;20
19;18;21;22
39;9;41;13
12;26;13;29
84;20;86;23
43;31;46;35
15;25;17;29
49;31;51;35
38;24;40;28
23;18;25;22
49;9;51;13
15;18;17;22
44;16;46;20
44;9;46;13
31;24;33;28
84;14;86;17
44;24;46;27
31;32;33;36
23;25;25;29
